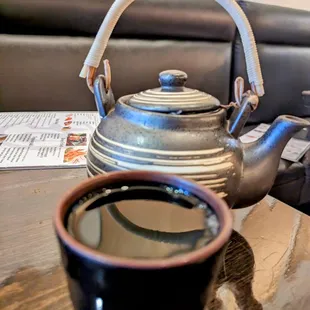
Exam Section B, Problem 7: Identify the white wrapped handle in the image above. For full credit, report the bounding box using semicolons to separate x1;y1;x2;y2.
80;0;265;97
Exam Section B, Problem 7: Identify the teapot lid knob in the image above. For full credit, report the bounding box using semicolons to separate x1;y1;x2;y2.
159;70;188;90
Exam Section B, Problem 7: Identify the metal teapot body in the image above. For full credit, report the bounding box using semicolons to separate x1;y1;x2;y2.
88;70;310;208
82;0;310;208
88;76;243;207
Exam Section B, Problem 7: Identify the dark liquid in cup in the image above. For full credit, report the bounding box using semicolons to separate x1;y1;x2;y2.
65;182;220;259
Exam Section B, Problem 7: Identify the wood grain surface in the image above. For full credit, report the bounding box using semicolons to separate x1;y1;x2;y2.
0;169;310;309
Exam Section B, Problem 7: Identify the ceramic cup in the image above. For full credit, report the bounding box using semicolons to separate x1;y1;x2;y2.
54;171;233;310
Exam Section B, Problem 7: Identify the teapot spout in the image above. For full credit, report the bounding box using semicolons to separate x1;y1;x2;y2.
236;115;310;208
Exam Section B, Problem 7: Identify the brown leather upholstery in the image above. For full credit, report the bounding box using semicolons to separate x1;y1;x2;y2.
238;0;310;45
233;42;310;124
0;35;232;111
233;1;310;124
1;0;235;40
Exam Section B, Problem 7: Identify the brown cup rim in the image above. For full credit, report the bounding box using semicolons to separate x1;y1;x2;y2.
54;171;233;269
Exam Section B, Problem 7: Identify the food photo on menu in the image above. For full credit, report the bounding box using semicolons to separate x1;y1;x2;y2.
66;133;88;146
63;148;87;164
0;134;8;146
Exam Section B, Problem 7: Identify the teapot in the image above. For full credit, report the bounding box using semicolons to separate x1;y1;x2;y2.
79;0;310;208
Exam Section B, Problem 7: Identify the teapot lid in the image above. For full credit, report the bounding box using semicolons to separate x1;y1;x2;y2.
128;70;220;113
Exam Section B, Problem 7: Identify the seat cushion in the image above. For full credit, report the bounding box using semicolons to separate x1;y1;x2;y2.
269;178;304;207
238;1;310;46
1;0;235;41
232;2;310;125
0;34;233;111
300;178;310;206
275;160;305;186
233;41;310;124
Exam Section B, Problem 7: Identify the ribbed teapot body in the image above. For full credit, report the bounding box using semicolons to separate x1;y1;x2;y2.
87;97;243;207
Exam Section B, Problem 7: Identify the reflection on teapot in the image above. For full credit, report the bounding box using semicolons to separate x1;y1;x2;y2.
80;0;310;208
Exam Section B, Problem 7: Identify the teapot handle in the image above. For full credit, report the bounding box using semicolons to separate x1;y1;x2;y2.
80;0;264;97
94;75;115;118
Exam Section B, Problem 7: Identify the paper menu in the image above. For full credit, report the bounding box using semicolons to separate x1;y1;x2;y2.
240;124;310;162
0;112;100;170
239;124;270;143
0;112;99;133
281;138;310;162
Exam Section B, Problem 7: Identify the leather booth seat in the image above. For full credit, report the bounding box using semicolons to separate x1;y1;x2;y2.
1;0;310;210
235;1;310;209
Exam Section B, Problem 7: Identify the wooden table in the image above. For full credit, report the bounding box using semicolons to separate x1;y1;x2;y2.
1;169;310;310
